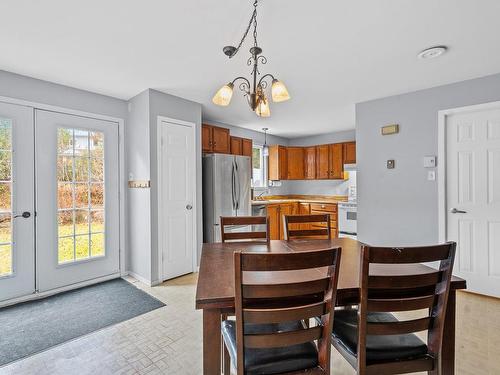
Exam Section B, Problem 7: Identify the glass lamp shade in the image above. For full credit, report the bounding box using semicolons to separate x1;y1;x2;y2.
255;95;271;117
271;79;290;102
262;144;269;157
212;83;234;106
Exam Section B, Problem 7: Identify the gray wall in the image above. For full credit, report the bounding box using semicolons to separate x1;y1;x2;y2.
356;72;500;246
0;70;127;119
127;89;202;285
126;90;152;281
149;90;202;285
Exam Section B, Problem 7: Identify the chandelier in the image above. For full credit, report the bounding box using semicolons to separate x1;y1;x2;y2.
212;0;290;117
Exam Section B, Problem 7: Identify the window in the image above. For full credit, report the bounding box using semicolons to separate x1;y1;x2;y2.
252;144;267;188
57;128;105;264
0;118;12;277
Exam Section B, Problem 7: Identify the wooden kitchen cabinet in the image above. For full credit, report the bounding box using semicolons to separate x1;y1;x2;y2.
230;136;253;157
343;141;356;164
304;147;316;179
298;202;311;230
329;143;344;179
286;147;305;180
267;204;281;240
202;124;230;154
310;203;338;238
316;145;330;179
268;145;288;180
230;136;242;155
316;144;343;179
241;138;253;157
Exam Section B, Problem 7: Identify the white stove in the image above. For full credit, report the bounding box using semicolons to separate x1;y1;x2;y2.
338;201;357;239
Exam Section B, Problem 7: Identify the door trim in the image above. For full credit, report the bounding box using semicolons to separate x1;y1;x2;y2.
0;95;127;298
156;116;197;282
437;100;500;243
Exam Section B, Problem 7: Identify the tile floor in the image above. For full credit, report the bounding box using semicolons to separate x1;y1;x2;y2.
1;273;499;374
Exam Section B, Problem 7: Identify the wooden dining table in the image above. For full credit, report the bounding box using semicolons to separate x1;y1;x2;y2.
195;238;466;375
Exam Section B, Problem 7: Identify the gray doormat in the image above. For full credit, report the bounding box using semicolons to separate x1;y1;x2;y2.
0;278;165;367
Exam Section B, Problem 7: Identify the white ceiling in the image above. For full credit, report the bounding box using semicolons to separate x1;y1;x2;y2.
1;0;500;138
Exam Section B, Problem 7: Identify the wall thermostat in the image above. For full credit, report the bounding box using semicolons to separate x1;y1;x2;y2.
387;159;395;169
423;156;437;168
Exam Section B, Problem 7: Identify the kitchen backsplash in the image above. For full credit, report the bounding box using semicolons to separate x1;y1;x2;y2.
257;171;357;197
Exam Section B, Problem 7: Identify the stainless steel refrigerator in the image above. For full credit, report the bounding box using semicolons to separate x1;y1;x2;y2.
203;153;252;243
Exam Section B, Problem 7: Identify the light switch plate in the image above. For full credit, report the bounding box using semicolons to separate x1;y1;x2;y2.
423;156;437;168
428;171;436;181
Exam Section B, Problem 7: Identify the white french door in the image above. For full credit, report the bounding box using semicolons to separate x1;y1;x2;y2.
445;105;500;297
0;102;35;302
158;118;195;281
36;110;120;292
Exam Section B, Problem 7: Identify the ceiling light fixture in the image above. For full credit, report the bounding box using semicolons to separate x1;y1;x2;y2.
262;127;269;156
212;0;290;117
417;45;448;60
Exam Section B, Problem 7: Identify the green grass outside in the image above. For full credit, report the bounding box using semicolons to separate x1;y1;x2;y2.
0;223;104;276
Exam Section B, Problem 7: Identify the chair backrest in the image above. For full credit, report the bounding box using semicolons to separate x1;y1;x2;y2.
357;242;456;373
233;247;342;375
220;216;270;243
285;214;331;240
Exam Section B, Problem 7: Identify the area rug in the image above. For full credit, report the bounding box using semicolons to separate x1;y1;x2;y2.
0;278;165;366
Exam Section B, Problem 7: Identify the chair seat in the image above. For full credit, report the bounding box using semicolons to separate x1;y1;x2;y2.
332;310;429;363
221;320;318;375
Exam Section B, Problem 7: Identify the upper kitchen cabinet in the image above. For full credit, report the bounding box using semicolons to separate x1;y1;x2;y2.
304;146;316;179
286;147;305;179
202;124;230;154
268;145;288;180
316;144;343;179
241;138;253;157
230;136;253;156
343;141;356;164
329;143;344;179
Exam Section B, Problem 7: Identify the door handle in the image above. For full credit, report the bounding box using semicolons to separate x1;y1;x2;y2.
186;204;193;210
14;211;31;219
450;208;467;214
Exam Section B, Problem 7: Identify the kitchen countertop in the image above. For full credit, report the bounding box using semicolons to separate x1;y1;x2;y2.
251;195;348;205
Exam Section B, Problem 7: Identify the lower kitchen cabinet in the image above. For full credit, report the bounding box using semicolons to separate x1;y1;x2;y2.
267;202;299;240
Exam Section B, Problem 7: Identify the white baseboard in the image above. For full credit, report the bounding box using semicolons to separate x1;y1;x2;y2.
0;273;121;309
127;271;155;286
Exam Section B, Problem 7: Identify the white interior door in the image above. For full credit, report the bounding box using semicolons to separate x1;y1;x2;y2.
0;102;35;302
446;106;500;297
158;118;195;281
35;110;120;292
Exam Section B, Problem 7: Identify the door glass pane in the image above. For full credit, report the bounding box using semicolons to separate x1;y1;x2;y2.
0;119;12;277
57;127;105;264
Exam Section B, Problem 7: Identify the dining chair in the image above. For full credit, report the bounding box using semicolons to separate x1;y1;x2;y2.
220;216;270;243
222;247;342;375
284;214;331;240
331;242;456;375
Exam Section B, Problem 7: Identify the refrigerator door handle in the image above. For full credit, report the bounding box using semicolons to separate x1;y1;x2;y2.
235;160;241;210
231;160;237;211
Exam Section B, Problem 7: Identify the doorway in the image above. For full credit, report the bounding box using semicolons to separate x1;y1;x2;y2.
157;116;196;281
0;102;121;303
439;101;500;297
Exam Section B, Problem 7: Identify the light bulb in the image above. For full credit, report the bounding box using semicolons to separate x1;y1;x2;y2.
212;83;234;106
256;95;271;117
271;79;290;102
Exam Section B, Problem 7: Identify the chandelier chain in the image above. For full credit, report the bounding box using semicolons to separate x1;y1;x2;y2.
229;0;258;58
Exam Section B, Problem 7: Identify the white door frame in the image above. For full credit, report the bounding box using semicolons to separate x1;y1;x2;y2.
437;100;500;242
0;95;126;304
157;115;197;282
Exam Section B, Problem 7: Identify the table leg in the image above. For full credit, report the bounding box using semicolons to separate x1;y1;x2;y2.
430;290;456;375
203;309;222;375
